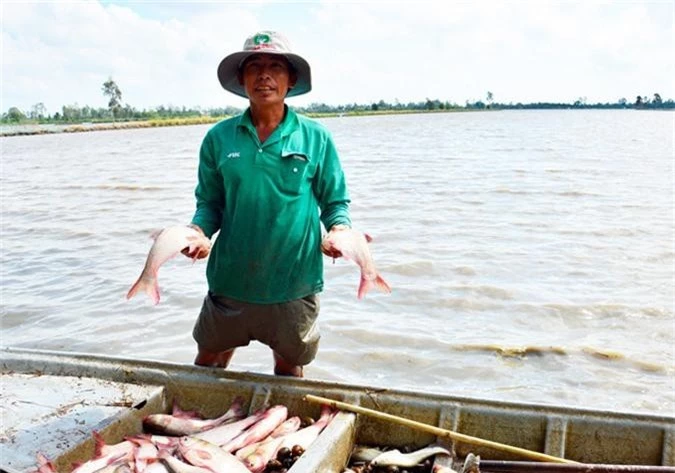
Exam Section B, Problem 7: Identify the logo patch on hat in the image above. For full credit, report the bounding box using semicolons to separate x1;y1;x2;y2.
253;33;271;45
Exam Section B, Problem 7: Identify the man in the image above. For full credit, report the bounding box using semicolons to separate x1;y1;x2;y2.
185;31;351;377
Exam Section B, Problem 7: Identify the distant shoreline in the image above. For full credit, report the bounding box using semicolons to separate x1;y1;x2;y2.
0;109;491;137
0;107;663;138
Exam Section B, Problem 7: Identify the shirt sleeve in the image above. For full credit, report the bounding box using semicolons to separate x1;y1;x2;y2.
313;132;352;231
190;133;223;238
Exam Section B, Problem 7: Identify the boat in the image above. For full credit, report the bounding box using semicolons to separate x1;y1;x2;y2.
2;347;674;473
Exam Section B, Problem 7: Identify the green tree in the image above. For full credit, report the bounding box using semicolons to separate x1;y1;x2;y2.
30;102;47;120
6;107;26;122
486;91;494;108
102;77;122;120
653;93;662;105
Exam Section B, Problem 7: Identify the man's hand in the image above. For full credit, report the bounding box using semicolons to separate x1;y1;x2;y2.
321;224;350;258
183;224;210;260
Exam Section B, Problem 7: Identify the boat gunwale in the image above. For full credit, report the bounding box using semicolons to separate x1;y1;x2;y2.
2;346;674;424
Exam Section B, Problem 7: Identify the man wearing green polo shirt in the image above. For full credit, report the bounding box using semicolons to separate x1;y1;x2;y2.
184;31;351;377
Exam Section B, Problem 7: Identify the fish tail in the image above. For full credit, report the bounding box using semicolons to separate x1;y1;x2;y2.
357;277;372;299
126;278;144;300
92;430;106;456
358;274;392;299
147;280;160;304
374;274;392;294
126;276;160;304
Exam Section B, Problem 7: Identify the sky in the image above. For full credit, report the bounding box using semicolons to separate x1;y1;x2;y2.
1;0;673;115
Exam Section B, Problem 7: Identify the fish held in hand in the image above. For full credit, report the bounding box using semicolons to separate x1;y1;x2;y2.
126;225;211;304
322;228;391;299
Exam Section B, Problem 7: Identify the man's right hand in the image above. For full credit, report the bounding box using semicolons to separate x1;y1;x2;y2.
183;224;210;259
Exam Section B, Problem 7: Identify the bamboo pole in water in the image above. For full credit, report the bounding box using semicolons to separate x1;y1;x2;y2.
304;394;576;464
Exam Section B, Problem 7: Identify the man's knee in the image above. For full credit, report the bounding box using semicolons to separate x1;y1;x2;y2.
194;348;235;368
273;351;304;377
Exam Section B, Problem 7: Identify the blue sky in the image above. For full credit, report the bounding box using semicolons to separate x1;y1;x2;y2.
2;1;673;115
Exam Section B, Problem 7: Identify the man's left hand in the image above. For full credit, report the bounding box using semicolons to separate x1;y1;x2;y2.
321;224;349;258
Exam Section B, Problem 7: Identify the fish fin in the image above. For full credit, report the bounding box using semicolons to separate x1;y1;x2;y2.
126;277;160;304
92;430;106;456
126;277;144;300
357;277;372;299
374;274;392;294
148;281;160;305
357;274;392;299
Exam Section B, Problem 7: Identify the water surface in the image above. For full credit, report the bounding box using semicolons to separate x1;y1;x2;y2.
2;110;673;415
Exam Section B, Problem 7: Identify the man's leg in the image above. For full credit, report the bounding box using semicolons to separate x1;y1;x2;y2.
273;351;303;377
195;348;235;368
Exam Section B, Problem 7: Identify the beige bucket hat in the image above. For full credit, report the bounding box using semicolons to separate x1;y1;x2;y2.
217;31;312;98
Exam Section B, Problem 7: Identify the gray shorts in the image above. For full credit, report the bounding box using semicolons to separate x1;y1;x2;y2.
192;292;321;366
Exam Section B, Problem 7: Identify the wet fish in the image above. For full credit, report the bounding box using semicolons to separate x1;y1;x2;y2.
234;416;301;472
34;453;57;473
322;228;391;299
350;445;385;463
143;461;171;473
235;416;302;460
177;437;250;473
87;461;134;473
127;225;211;304
158;451;212;473
370;446;451;467
143;396;244;436
71;454;133;473
222;405;288;453
192;410;266;446
127;436;159;473
92;431;135;460
71;452;133;473
238;435;286;473
273;405;336;457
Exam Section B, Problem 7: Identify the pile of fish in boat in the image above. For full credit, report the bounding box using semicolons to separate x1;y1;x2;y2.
32;396;336;473
343;445;471;473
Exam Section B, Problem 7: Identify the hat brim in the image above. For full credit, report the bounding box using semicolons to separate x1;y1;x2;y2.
217;51;311;98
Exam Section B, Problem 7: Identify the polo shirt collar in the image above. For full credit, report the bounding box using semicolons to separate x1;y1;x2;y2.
237;105;299;145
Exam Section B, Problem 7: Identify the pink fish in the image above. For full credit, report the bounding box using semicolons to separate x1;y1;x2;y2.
273;405;336;458
144;461;170;473
34;453;57;473
92;431;136;459
127;436;159;473
221;405;288;453
235;416;302;469
192;410;267;446
71;451;133;473
142;396;244;436
158;451;212;473
127;225;211;304
322;228;391;299
239;436;286;473
127;433;178;450
177;437;250;473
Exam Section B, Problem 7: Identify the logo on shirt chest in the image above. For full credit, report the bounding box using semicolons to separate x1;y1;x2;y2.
226;151;241;159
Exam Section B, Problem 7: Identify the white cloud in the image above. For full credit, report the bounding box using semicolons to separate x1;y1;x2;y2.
1;0;673;114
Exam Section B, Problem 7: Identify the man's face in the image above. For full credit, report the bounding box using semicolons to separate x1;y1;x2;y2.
239;54;297;104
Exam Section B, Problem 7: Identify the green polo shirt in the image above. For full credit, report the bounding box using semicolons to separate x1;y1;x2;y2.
191;106;351;303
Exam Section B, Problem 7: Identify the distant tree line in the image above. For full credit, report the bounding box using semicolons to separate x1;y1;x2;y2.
2;78;673;124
